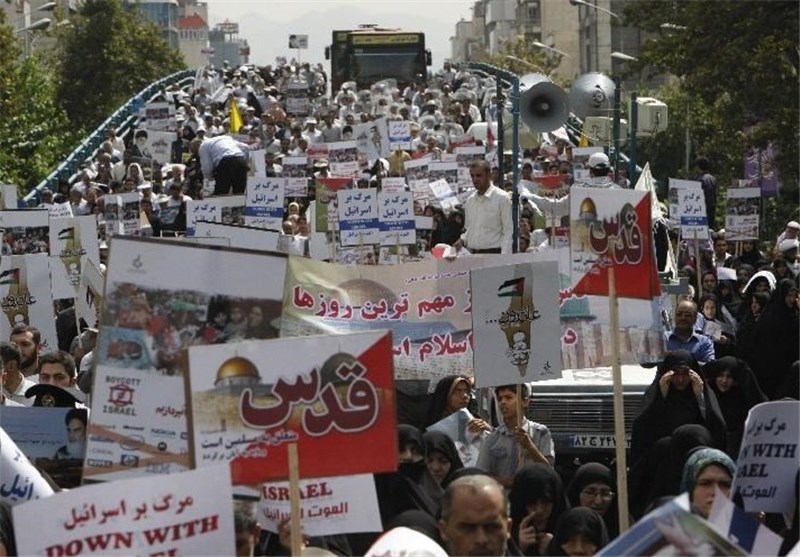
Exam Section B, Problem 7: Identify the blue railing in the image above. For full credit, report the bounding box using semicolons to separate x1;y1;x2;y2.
24;68;198;206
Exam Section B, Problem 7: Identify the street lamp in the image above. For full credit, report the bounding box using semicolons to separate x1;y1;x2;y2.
16;18;52;57
660;23;687;31
569;0;622;21
531;41;570;59
610;51;637;62
505;55;547;75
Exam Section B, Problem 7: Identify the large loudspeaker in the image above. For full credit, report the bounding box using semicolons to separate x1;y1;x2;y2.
519;73;569;132
569;72;616;119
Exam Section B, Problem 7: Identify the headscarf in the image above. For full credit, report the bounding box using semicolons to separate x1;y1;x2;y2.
422;430;464;486
424;375;471;428
565;463;621;538
680;447;736;493
547;508;609;556
510;464;568;542
703;357;766;432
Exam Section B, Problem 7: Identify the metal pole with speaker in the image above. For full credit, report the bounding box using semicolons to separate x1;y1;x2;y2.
518;73;570;133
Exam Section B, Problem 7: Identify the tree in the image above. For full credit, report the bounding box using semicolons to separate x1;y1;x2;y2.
622;0;799;237
0;11;78;194
54;0;186;132
478;36;561;85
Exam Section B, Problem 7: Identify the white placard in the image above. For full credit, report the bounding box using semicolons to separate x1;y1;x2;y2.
378;191;415;246
244;176;285;230
186;195;246;236
338;188;379;246
0;427;55;506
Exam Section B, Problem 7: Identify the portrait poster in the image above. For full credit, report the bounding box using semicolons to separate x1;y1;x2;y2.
0;254;58;351
0;209;50;254
0;426;54;506
470;260;562;386
13;465;235;557
258;474;382;536
725;187;760;241
185;331;396;485
732;400;799;514
82;238;288;483
569;187;661;300
244;176;285;231
48;215;100;300
186;195;246;236
353;117;390;162
144;130;174;166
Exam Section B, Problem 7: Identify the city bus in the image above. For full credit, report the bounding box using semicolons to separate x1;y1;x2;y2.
325;25;431;92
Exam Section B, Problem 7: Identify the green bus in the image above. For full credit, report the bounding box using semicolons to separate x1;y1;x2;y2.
326;25;431;92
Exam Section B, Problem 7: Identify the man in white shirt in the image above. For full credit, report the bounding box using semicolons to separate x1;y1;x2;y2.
454;159;512;254
195;135;250;196
0;341;35;406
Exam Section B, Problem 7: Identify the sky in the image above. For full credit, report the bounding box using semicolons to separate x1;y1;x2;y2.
202;0;476;71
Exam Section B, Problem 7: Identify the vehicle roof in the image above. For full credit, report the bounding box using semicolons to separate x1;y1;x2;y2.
527;364;657;394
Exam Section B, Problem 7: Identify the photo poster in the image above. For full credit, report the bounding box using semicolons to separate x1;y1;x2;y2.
314;177;351;233
49;214;100;300
0;209;50;255
244;176;285;231
248;148;266;177
0;426;55;506
571;146;603;183
144;130;174;166
0;254;58;351
76;258;105;329
104;192;142;237
455;146;485;190
404;156;431;197
327;140;359;178
259;474;382;537
185;331;397;485
338;187;379;246
82;237;288;484
428;161;459;192
725;187;760;240
732;400;799;514
0;406;88;489
186;195;246;236
668;178;701;229
286;78;310;116
428;178;460;213
677;187;709;240
387;120;411;151
13;465;235;557
283;156;309;197
194;221;281;253
426;408;486;467
143;100;177;132
569;187;661;300
470;260;562;386
378;191;415;247
353;117;390;162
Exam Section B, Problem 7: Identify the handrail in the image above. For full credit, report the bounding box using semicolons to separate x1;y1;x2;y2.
24;68;198;206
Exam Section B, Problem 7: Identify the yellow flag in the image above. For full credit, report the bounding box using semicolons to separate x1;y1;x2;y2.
578;122;590;147
230;99;244;134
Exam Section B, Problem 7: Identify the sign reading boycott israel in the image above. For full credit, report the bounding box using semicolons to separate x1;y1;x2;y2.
186;331;396;485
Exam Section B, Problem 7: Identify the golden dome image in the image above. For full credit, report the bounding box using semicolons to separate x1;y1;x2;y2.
214;356;260;386
578;197;597;219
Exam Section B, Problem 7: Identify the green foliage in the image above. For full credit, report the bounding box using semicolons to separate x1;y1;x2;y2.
0;12;78;194
55;0;186;132
477;37;562;85
623;0;799;238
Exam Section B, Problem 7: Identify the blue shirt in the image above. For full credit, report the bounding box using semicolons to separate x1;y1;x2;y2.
664;330;715;363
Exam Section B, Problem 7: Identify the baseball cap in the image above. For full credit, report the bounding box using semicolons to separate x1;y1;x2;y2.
587;152;610;169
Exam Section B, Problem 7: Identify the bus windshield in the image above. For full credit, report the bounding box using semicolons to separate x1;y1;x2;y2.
350;51;419;84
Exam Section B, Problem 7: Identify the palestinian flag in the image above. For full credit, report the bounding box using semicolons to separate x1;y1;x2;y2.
58;227;75;240
0;268;20;285
497;277;524;297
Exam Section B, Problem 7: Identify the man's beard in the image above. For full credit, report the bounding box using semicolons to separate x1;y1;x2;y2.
20;354;36;372
65;440;86;458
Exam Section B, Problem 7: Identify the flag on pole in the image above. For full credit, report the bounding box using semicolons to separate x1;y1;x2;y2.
578;121;590;147
57;227;75;240
708;488;783;556
230;99;244;134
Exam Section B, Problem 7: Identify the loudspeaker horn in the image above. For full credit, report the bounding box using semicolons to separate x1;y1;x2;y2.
518;73;569;133
569;72;616;119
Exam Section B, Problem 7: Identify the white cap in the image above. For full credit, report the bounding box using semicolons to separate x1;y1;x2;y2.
587;152;610;169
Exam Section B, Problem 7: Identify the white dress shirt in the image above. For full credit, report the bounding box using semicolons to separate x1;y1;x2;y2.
198;136;250;180
461;184;512;254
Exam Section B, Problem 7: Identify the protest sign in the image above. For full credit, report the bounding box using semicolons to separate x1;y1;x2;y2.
144;130;173;165
428;178;460;213
733;400;799;514
0;184;17;209
378;191;415;246
49;202;73;219
426;409;486;467
49;215;100;299
404;156;430;193
104;192;141;237
186;195;246;236
597;494;746;556
571;146;603;183
76;258;104;328
0;254;58;350
668;178;701;229
248;148;266;177
353;118;390;161
471;260;562;385
708;487;783;556
569;187;661;300
0;426;55;506
314;177;351;233
285;78;310;116
83;238;288;483
186;331;396;484
328;141;359;177
143;100;176;131
338;188;379;246
678;187;709;240
380;177;407;194
244;176;285;230
0;407;87;488
195;221;281;252
0;209;50;254
283;156;309;197
387;120;411;150
725;187;760;240
258;474;382;536
14;465;235;556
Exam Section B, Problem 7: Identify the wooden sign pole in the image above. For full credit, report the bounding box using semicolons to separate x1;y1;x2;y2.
288;443;303;556
693;229;702;299
608;267;630;533
516;383;525;470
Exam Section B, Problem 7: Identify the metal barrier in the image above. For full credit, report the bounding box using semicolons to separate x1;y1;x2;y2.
24;68;199;206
